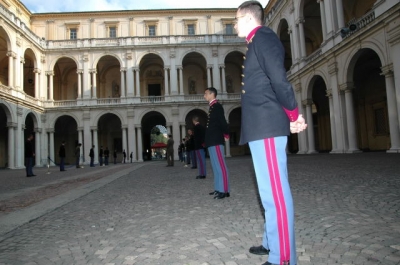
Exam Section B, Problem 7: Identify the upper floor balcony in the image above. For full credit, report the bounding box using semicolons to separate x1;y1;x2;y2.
0;84;241;111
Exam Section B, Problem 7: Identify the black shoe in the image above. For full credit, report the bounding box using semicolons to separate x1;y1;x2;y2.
191;167;197;169
261;262;274;265
26;174;36;177
214;192;226;199
249;245;270;255
209;191;218;195
225;192;230;197
196;175;206;179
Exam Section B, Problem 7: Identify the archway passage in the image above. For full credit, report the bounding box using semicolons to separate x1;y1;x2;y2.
182;52;207;94
352;49;388;151
302;0;323;56
0;106;8;168
53;57;78;100
311;76;332;152
278;19;292;71
54;116;78;165
150;125;168;160
141;111;166;161
98;113;123;162
224;51;245;93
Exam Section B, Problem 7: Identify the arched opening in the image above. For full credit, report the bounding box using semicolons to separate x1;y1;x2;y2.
350;49;388;151
54;116;78;165
182;52;207;95
0;105;8;168
224;51;245;93
302;0;323;56
53;57;78;100
185;109;208;132
150;125;168;160
139;54;165;97
311;76;332;152
278;19;292;71
98;113;123;161
23;49;36;97
228;107;247;156
0;27;11;86
97;56;121;98
141;111;167;161
342;0;376;25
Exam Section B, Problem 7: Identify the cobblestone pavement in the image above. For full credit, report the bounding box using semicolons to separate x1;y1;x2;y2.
0;153;399;265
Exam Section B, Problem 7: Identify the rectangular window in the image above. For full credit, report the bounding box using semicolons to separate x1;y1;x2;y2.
187;24;195;35
225;24;234;34
148;25;156;36
109;27;117;38
70;28;77;39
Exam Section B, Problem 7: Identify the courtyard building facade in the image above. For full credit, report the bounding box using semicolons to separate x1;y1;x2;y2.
0;0;399;169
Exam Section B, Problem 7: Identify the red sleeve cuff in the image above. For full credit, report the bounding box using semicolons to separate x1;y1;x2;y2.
283;107;299;122
223;134;230;139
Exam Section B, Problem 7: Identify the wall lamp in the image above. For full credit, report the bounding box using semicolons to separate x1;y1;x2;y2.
340;24;357;38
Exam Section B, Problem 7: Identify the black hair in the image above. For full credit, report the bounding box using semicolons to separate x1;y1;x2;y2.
238;1;264;25
206;87;218;97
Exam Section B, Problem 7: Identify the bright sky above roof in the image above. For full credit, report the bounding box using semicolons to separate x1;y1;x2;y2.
21;0;269;13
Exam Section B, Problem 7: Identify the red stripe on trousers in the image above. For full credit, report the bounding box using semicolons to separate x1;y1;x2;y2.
215;145;228;192
264;138;290;264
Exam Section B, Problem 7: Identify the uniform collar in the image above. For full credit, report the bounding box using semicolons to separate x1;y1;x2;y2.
209;99;218;106
246;25;262;43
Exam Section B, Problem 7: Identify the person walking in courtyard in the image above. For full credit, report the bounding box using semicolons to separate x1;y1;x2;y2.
204;87;230;199
188;129;197;169
130;152;133;163
75;143;82;168
89;145;95;167
166;134;174;167
235;2;307;265
104;147;110;166
123;149;126;163
25;134;35;177
59;141;66;171
192;116;206;179
99;146;104;166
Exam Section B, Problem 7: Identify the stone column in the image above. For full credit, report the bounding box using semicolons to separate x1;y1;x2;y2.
33;68;40;98
169;51;178;95
122;126;128;157
288;27;296;65
225;121;231;157
206;66;212;87
91;69;97;98
326;89;337;152
7;122;16;169
135;68;140;97
294;83;307;154
13;54;19;89
180;122;186;139
303;99;317;153
127;109;136;161
212;51;221;92
82;54;90;99
49;130;55;166
92;127;99;164
15;108;24;168
77;70;83;99
324;0;335;37
19;57;24;91
340;83;360;153
83;112;91;165
129;68;135;97
171;106;180;160
220;65;226;94
46;71;54;100
381;65;400;152
120;67;126;97
297;18;306;59
164;67;170;96
317;0;327;40
329;61;345;153
34;128;41;166
178;66;184;95
336;0;345;29
6;52;15;88
136;125;143;162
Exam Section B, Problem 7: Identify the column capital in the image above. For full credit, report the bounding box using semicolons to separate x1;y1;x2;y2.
121;125;128;130
77;69;83;74
328;62;338;75
207;65;212;69
7;122;17;128
296;17;305;25
45;71;54;76
120;67;127;72
6;51;16;58
164;67;170;71
302;99;313;106
325;88;333;98
77;127;84;131
380;64;394;77
90;126;98;131
46;129;55;133
34;128;42;133
294;83;302;93
134;124;141;129
177;66;183;70
133;67;140;72
89;69;97;74
339;82;355;92
219;64;225;69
